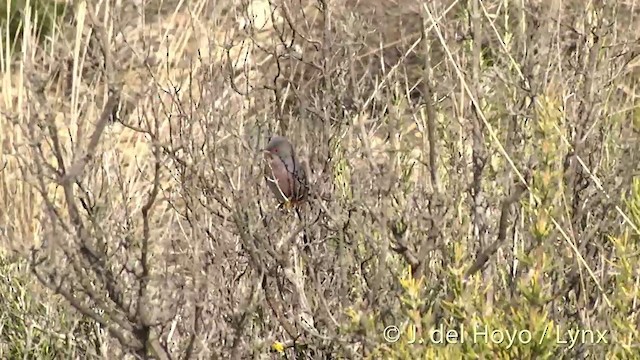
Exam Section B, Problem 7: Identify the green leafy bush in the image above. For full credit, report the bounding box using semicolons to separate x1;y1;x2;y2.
0;0;68;52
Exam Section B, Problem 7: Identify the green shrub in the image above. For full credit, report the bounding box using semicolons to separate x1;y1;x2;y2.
0;257;96;358
0;0;68;53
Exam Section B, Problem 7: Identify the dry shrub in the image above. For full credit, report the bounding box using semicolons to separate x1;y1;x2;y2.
0;0;639;358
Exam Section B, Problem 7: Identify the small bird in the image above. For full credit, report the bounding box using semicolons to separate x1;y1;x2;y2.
262;135;309;207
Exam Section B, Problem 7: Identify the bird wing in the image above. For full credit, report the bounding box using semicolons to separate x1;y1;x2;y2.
283;156;309;200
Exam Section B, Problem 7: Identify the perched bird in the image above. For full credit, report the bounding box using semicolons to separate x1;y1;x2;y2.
262;135;309;207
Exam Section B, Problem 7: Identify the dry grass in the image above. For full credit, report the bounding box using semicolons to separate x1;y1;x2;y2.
0;0;639;358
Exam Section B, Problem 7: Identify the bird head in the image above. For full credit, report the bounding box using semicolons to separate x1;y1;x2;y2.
263;135;294;159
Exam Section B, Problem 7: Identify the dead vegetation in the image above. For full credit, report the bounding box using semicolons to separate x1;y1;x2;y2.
1;0;640;358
